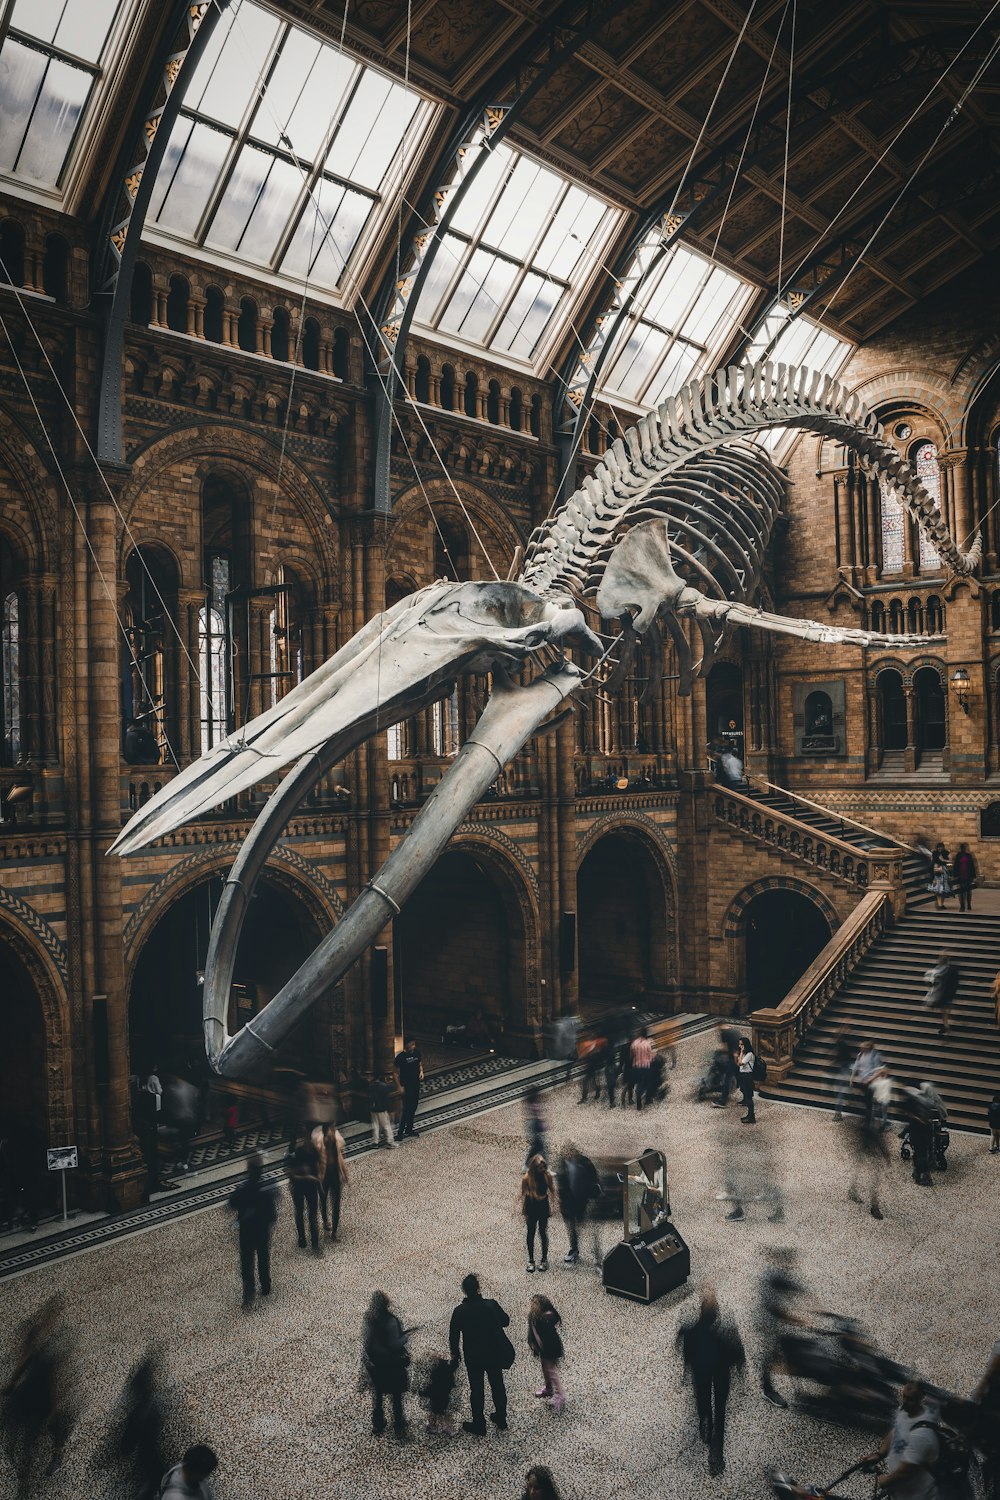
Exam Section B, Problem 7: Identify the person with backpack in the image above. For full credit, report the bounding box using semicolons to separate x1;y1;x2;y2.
448;1273;513;1435
737;1037;758;1123
862;1381;940;1498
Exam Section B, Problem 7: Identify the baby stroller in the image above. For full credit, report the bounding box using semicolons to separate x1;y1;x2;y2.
771;1458;884;1500
900;1114;949;1171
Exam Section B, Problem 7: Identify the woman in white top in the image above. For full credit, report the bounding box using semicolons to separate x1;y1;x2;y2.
736;1038;756;1124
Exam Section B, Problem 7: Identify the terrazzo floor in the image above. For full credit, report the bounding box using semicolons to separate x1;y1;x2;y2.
3;1035;998;1500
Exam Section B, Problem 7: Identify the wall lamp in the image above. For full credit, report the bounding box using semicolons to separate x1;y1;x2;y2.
950;667;971;715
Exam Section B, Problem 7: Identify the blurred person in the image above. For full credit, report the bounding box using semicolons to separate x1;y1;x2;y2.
900;1080;936;1187
618;1034;636;1106
832;1027;858;1120
159;1443;218;1500
988;1093;1000;1154
861;1381;939;1498
221;1100;238;1152
368;1074;396;1148
520;1153;556;1273
420;1354;457;1436
972;1340;1000;1500
714;1022;742;1108
992;969;1000;1029
846;1111;889;1220
930;841;953;910
662;1016;680;1072
321;1121;349;1240
229;1153;278;1305
528;1294;565;1413
362;1291;411;1438
395;1037;424;1139
698;1033;730;1103
524;1090;548;1163
286;1138;322;1253
871;1068;894;1133
549;1015;579;1084
522;1466;562;1500
92;1349;169;1500
631;1027;655;1111
578;1031;606;1103
757;1248;806;1408
557;1143;601;1266
603;1037;619;1107
164;1073;198;1173
1;1298;75;1497
720;1110;784;1222
953;843;978;911
449;1272;513;1435
737;1036;757;1123
676;1283;746;1475
851;1039;887;1123
922;953;960;1037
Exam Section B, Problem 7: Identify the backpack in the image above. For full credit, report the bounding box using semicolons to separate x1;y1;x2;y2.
913;1420;973;1499
753;1055;768;1083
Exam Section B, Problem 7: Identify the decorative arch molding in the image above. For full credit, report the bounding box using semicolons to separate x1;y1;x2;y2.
120;426;338;585
0;411;62;568
388;477;525;577
0;900;72;1142
123;843;345;973
868;656;945;690
0;885;69;981
722;876;840;940
848;373;962;447
451;822;542;1032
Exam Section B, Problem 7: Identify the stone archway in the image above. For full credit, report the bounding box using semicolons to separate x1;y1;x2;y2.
393;836;539;1056
576;825;675;1009
724;879;837;1011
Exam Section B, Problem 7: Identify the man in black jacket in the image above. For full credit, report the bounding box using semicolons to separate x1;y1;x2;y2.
448;1273;512;1435
677;1283;745;1475
228;1154;278;1307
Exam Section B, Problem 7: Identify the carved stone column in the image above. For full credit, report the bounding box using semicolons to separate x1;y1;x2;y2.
903;684;917;773
866;682;882;776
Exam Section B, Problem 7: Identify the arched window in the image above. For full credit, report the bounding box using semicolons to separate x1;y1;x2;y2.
166;275;189;334
587;414;601;454
530;394;542;438
268;565;304;708
434;518;468;581
487;380;500;425
332;327;349;379
912;441;942;572
130;262;153;325
200;474;251;751
889;598;904;633
432;688;459;757
991;592;1000;632
42;235;68;302
415;356;430;404
509;388;522;432
121;548;178;764
385;577;413;760
270;307;290;363
879;475;905;573
204;286;224;344
1;589;19;767
927;596;945;633
464;372;478;418
0;221;25;288
907;597;923;634
878;669;907;751
302;317;320;371
440;365;455;411
870;600;886;632
237;297;257;353
914;665;946;751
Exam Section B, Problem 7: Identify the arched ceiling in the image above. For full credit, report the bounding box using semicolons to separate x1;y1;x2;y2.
2;0;999;369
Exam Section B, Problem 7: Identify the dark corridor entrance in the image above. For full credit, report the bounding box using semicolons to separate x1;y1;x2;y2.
744;889;832;1010
0;938;49;1218
577;833;667;1005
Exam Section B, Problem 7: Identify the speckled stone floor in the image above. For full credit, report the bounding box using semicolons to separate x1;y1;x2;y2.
3;1036;998;1500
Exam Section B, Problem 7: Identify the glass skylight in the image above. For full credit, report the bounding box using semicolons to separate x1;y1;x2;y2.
147;0;432;296
412;142;619;367
0;0;124;191
743;302;854;453
598;238;756;410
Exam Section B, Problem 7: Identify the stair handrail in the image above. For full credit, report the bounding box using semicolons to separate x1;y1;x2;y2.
749;889;893;1082
749;777;922;856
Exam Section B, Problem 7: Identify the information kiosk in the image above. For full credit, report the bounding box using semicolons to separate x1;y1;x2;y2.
601;1148;690;1304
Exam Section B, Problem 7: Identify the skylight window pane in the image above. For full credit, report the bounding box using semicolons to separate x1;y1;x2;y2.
642;249;707;329
451;252;520;343
151;120;232;237
647;341;700;406
608;322;666;399
208;143;273;250
329;72;419;191
534;188;603;278
413;233;468;324
190;3;280;128
0;40;48;176
681;266;742;345
252;33;353;160
449;143;511;235
483;158;557;260
14;55;90;187
281;178;373;287
233;154;303;262
493;273;558;361
12;0;120;63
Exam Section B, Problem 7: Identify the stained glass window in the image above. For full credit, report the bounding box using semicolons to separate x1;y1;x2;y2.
0;0;126;193
413;144;618;368
913;441;942;572
148;0;431;298
879;477;905;574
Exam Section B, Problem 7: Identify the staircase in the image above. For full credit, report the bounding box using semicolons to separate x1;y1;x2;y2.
762;907;1000;1132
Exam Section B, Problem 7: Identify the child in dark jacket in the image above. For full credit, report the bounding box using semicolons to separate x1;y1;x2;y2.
528;1294;565;1412
420;1354;456;1434
988;1093;1000;1154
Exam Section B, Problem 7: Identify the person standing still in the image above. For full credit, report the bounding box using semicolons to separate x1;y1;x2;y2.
286;1140;322;1253
676;1283;746;1475
395;1038;424;1139
369;1075;396;1148
737;1037;756;1123
521;1154;555;1273
449;1273;513;1435
229;1153;278;1306
953;842;978;911
321;1122;349;1239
